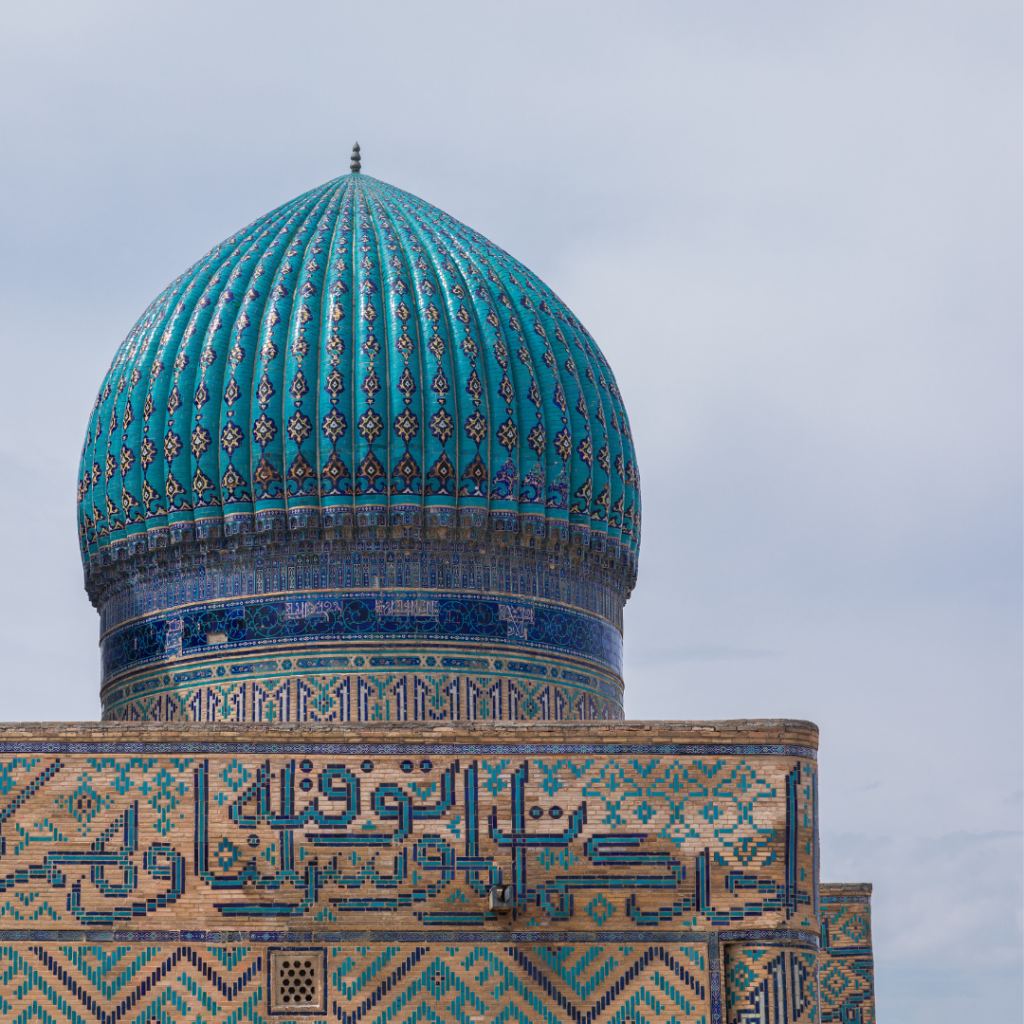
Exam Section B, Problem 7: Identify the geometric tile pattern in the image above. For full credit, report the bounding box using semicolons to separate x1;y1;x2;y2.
820;886;874;1023
0;941;711;1023
104;666;622;725
0;942;264;1023
724;945;819;1023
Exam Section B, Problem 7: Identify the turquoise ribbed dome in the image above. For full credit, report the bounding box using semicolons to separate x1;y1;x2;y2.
78;172;640;603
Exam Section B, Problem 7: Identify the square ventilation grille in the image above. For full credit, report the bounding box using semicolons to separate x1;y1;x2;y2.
268;949;326;1015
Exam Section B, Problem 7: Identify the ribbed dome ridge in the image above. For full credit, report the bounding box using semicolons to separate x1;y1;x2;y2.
78;174;640;604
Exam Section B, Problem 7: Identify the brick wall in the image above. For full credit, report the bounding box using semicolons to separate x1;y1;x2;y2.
820;882;875;1023
0;719;826;1022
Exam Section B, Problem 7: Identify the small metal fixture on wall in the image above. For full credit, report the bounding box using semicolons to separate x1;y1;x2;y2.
488;885;514;912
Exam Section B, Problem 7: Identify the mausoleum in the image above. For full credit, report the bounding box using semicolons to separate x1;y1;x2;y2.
0;149;875;1022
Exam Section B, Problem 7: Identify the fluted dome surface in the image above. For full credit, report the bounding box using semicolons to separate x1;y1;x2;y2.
79;170;640;724
78;173;640;590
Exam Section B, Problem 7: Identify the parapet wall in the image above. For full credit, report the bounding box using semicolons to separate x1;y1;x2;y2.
0;719;824;1022
820;882;876;1022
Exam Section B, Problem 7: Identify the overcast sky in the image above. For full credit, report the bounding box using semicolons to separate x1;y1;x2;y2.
0;2;1020;1019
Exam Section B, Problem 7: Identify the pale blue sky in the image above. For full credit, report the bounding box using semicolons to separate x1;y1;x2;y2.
0;3;1020;1019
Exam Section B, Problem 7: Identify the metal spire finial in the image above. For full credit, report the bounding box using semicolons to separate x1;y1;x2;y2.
350;142;361;174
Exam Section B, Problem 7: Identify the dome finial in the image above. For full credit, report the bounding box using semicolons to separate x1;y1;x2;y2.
350;142;361;174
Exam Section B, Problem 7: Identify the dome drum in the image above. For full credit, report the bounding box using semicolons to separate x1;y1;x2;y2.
84;514;636;605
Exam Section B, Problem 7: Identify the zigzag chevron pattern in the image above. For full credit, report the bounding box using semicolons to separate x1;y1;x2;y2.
1;944;264;1024
0;942;710;1023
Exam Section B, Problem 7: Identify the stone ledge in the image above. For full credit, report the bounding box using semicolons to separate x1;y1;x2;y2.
0;718;819;748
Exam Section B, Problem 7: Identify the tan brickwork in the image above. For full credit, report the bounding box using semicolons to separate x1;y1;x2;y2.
0;720;816;934
0;720;821;1021
0;719;821;747
820;882;875;1023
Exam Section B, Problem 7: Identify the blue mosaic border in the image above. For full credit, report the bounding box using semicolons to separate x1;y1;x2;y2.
0;928;820;946
708;931;722;1024
0;740;818;758
819;895;870;904
101;592;623;684
716;930;819;945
